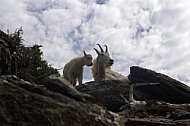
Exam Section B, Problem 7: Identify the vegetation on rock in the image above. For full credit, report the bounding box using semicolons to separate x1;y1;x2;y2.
0;27;59;82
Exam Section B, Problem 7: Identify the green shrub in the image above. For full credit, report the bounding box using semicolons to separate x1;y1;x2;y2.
0;27;60;82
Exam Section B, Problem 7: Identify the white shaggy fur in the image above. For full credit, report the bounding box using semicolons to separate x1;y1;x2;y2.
92;44;129;82
63;51;93;86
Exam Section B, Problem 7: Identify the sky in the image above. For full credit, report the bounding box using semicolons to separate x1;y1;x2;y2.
0;0;190;86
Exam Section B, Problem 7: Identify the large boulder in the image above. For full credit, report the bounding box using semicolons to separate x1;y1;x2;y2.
128;66;190;103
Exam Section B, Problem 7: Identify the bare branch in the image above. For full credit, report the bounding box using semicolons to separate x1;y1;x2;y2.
129;83;160;104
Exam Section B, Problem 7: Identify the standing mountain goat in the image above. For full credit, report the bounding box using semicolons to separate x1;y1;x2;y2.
92;44;129;82
63;51;93;86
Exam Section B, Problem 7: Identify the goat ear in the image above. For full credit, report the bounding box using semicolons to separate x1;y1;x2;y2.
83;50;87;56
104;45;108;52
94;48;100;55
97;44;104;52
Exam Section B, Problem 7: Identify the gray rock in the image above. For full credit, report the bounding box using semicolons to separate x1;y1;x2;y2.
128;66;190;103
0;75;124;126
171;109;190;120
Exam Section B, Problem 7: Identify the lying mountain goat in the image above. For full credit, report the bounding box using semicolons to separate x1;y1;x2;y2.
92;44;114;81
63;51;93;86
92;44;129;82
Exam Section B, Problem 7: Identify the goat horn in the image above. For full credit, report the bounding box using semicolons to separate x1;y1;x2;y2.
97;44;104;52
83;50;86;56
94;48;100;55
104;45;108;52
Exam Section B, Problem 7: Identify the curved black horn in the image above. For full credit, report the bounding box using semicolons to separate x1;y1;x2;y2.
104;45;108;52
94;48;100;55
97;44;104;52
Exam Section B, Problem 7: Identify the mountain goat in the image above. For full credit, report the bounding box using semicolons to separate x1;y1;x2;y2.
92;44;129;82
63;51;93;86
92;44;113;81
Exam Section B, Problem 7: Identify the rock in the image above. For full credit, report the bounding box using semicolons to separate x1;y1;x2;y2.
1;66;190;126
77;80;132;112
128;66;190;103
125;118;190;126
171;109;190;120
76;81;153;112
77;66;190;112
40;74;89;102
0;30;15;75
0;75;124;126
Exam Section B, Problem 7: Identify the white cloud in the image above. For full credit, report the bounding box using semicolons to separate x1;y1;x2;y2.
0;0;190;86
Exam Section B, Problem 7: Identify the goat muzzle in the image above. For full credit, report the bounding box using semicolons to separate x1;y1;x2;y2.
109;59;114;65
87;63;93;66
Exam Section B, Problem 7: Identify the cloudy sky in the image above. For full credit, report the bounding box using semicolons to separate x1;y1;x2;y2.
1;0;190;86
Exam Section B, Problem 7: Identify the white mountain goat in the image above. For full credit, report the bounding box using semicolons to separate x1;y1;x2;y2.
92;44;129;82
63;51;93;86
92;44;114;81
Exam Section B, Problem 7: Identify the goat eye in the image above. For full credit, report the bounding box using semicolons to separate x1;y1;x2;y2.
87;57;90;59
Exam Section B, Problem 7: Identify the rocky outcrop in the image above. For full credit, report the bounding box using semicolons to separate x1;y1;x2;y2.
125;118;190;126
77;80;131;112
77;66;190;126
0;30;16;75
128;66;190;103
77;66;190;113
1;66;190;126
0;75;124;126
